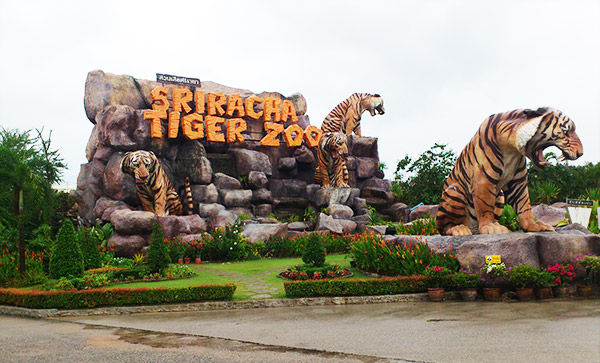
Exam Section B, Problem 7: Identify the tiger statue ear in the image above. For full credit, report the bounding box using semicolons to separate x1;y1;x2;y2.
120;152;132;173
523;107;549;119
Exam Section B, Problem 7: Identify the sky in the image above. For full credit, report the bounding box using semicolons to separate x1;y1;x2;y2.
1;0;598;186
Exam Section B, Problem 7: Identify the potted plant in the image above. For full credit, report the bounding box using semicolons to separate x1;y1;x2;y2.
575;254;599;297
187;239;205;264
451;269;483;301
482;262;508;301
535;269;555;300
546;263;575;298
508;264;538;301
425;265;452;302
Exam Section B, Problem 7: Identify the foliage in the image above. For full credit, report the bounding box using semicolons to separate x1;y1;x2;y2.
424;265;452;287
366;204;386;225
280;264;350;280
527;161;600;204
546;263;575;286
79;227;102;271
451;270;483;289
575;254;600;284
394;216;438;236
350;235;458;276
0;284;237;309
579;188;600;234
303;207;316;222
393;143;456;206
302;232;326;267
0;128;66;240
529;181;560;205
201;220;251;261
535;269;556;288
482;262;508;288
132;253;146;266
147;223;170;273
498;205;520;232
49;219;84;279
1;248;47;286
161;264;197;279
27;224;53;273
508;264;538;288
284;276;429;298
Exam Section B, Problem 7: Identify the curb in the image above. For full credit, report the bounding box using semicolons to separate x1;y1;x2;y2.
0;291;461;318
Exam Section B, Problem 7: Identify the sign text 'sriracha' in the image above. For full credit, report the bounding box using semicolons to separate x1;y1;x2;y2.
143;87;322;147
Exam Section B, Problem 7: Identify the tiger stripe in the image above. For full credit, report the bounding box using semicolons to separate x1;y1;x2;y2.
437;107;583;236
321;93;385;136
314;133;350;188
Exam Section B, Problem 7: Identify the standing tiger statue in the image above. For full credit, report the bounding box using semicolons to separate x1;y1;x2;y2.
437;107;583;236
121;150;186;216
321;93;385;136
314;132;350;188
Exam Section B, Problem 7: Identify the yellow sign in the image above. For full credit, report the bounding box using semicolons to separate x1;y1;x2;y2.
485;255;501;264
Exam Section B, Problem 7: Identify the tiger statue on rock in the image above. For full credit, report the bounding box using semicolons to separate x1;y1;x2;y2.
314;132;350;188
320;93;385;136
437;107;583;236
121;150;188;216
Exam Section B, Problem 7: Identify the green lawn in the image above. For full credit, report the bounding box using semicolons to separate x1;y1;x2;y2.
110;254;370;300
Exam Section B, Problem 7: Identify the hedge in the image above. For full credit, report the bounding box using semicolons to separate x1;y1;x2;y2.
284;275;454;298
0;284;236;309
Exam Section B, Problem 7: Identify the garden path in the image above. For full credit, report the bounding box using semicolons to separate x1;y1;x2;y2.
196;265;286;299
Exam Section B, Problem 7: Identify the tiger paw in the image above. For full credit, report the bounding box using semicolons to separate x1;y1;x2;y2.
335;182;350;188
523;220;554;232
479;222;510;234
446;225;472;236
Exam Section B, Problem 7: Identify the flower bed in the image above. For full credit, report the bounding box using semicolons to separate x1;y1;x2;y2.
279;264;351;281
0;284;236;309
284;275;431;298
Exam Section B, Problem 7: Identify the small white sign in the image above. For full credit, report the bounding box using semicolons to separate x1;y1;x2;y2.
567;207;592;227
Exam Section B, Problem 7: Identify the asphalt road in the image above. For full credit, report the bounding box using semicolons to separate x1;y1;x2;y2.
2;299;599;362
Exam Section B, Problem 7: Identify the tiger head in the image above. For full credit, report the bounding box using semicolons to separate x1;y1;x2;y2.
518;108;583;169
321;132;349;160
120;150;158;185
361;94;385;116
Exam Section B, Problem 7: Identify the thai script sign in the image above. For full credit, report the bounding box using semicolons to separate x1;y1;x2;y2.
156;73;201;87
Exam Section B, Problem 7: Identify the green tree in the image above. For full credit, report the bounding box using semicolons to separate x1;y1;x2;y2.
0;128;66;273
302;233;326;267
49;219;84;279
393;143;457;206
147;222;170;273
527;161;600;203
79;227;102;270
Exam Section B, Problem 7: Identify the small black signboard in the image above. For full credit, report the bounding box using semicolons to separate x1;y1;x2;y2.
156;73;201;87
566;199;593;207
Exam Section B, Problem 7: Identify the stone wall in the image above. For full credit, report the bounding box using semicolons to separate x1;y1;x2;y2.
76;70;396;256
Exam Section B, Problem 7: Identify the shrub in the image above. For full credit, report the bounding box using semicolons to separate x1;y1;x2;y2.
452;270;483;289
202;220;250;261
499;205;520;232
546;263;575;286
424;265;452;287
395;217;438;236
284;276;429;298
535;269;555;288
302;232;326;267
575;254;600;284
350;235;458;276
508;264;538;288
280;264;350;280
79;227;102;270
482;262;508;288
147;223;170;273
0;284;236;309
49;219;84;279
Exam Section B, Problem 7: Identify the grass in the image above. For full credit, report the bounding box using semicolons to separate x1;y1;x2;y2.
110;254;369;300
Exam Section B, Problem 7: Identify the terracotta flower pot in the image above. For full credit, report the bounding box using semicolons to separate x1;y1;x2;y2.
535;287;552;300
553;285;569;298
428;287;445;302
515;287;534;302
460;288;478;301
577;284;593;298
483;287;501;301
195;255;202;264
184;257;191;264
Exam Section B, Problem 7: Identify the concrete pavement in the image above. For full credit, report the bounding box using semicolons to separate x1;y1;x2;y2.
2;299;600;362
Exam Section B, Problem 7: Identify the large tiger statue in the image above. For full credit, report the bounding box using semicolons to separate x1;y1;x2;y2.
320;93;385;136
120;150;184;216
437;107;583;236
314;132;350;188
